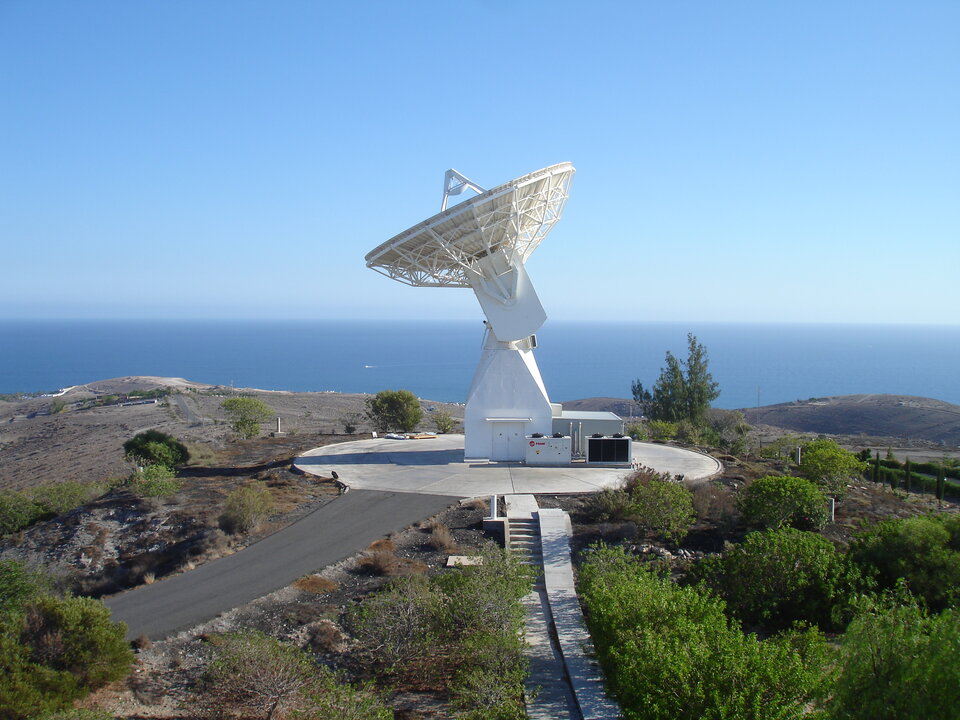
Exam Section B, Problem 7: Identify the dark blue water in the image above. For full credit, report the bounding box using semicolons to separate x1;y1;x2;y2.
1;320;958;409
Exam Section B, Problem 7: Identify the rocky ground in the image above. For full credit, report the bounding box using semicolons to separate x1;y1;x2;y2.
78;499;492;719
0;376;465;492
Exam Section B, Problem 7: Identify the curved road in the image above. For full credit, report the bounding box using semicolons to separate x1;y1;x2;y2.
105;490;458;640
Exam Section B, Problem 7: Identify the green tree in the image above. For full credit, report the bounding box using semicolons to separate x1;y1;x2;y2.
221;397;274;439
691;528;868;631
630;380;653;417
738;476;829;531
825;588;960;720
579;545;828;720
365;390;423;433
123;430;189;467
640;334;720;426
848;513;960;612
798;439;867;499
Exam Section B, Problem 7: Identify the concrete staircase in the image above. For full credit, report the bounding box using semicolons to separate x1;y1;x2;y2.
508;516;544;579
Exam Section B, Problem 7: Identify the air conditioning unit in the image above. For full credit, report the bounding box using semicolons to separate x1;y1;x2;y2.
587;436;632;464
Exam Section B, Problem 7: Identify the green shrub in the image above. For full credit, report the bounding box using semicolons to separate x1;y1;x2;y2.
0;492;45;536
647;420;678;441
29;481;109;516
0;481;112;536
825;588;960;720
579;545;828;720
848;513;960;612
582;488;635;523
123;430;189;467
203;630;315;718
352;544;531;716
432;410;455;434
0;560;49;617
129;464;183;498
799;439;867;499
625;423;647;440
690;528;868;631
220;483;274;534
0;594;132;719
738;476;829;530
630;479;695;544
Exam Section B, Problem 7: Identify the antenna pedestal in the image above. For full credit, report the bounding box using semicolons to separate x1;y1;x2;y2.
464;330;553;461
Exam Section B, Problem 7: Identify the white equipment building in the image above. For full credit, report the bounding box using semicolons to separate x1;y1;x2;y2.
366;163;627;464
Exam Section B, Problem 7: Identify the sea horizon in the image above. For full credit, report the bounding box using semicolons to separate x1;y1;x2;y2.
2;318;959;409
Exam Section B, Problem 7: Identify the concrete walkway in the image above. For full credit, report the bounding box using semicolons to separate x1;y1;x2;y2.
507;496;583;720
295;435;720;497
539;509;622;719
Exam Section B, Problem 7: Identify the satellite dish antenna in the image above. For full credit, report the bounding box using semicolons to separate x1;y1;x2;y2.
366;163;575;461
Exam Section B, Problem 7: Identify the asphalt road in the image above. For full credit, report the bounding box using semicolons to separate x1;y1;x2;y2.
105;489;459;640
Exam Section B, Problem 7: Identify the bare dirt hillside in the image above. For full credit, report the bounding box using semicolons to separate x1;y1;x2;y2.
744;394;960;446
564;394;960;447
0;376;464;491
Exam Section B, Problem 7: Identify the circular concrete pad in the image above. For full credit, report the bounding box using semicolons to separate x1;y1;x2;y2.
294;434;721;497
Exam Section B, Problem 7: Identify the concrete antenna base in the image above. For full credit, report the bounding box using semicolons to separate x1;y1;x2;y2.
464;325;553;461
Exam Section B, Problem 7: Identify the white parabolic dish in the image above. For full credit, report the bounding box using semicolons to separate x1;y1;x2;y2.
365;162;575;288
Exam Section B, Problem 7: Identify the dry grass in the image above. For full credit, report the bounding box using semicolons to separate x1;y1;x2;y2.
368;537;396;552
357;550;427;577
692;482;740;527
306;619;347;653
132;634;153;650
183;441;218;467
427;522;460;553
293;574;339;594
142;571;156;585
462;497;488;513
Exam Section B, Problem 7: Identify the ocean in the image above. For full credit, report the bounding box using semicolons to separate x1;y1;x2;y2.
1;320;959;410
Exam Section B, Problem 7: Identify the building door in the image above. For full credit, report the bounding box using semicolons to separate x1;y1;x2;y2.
491;422;524;461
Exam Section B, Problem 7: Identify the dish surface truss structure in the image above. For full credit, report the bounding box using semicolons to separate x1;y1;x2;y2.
366;162;575;460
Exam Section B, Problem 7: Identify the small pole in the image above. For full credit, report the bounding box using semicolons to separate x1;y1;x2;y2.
276;416;281;433
828;497;835;523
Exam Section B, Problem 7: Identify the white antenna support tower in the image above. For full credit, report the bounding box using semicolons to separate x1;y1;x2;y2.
366;163;575;461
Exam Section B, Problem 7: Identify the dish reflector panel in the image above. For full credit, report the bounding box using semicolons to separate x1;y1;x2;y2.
365;162;574;288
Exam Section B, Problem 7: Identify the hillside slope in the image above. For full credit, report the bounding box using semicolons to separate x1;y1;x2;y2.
562;394;960;446
745;394;960;445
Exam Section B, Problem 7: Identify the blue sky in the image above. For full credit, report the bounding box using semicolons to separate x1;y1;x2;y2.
2;1;957;323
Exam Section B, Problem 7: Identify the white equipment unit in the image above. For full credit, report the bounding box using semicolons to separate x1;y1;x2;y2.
366;163;575;461
525;435;572;465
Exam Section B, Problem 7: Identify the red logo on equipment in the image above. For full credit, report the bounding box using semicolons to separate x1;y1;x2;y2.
529;440;535;447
